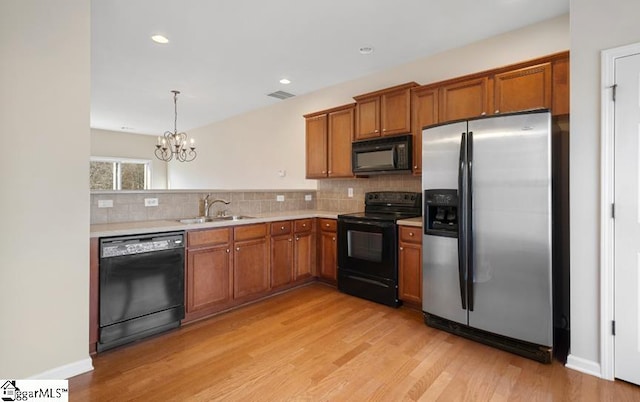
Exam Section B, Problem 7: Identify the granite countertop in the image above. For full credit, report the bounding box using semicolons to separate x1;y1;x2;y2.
397;216;423;227
90;210;344;238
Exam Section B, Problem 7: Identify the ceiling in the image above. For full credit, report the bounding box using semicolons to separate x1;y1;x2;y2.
91;0;569;136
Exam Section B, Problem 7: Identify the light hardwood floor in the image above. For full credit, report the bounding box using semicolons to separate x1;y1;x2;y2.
70;283;640;401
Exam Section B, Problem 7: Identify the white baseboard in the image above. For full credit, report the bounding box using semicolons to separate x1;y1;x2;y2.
565;354;604;379
29;358;93;380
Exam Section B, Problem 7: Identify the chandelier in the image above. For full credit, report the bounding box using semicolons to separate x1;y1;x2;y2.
155;90;197;162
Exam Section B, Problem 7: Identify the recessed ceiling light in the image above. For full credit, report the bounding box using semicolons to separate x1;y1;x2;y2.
279;78;291;85
359;46;374;55
151;35;169;44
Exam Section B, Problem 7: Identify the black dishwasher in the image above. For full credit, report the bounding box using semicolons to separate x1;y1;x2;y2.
98;231;185;352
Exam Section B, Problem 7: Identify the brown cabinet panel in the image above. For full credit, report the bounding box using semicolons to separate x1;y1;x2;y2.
381;87;412;136
439;77;489;122
188;228;231;248
552;57;570;115
305;114;328;178
493;63;552;115
234;223;268;242
318;218;337;232
270;221;292;236
354;82;417;140
233;237;270;299
328;107;354;177
411;86;439;174
398;241;422;306
354;97;380;140
305;104;354;179
187;245;232;313
294;218;313;233
271;233;293;288
318;218;337;282
294;231;314;280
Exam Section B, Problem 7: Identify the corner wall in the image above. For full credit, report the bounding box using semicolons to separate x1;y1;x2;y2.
0;1;92;378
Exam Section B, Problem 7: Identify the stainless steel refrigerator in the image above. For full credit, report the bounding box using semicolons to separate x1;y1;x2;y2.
421;110;553;363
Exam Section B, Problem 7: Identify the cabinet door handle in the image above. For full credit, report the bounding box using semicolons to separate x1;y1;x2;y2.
281;226;285;230
374;129;379;133
409;232;414;237
332;237;335;241
226;249;230;253
495;110;500;114
295;237;300;241
236;247;240;251
328;171;332;174
289;238;292;242
481;112;486;116
414;165;418;169
400;247;404;251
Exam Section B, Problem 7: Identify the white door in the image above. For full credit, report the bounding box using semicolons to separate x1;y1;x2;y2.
614;51;640;386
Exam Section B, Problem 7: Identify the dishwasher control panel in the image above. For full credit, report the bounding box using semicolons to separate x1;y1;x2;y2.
100;232;184;258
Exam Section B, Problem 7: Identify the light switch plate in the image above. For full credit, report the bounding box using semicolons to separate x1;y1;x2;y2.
98;199;113;208
276;195;285;202
144;198;159;207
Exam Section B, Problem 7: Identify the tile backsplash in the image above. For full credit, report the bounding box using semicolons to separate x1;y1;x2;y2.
90;175;422;224
316;175;421;212
91;190;317;224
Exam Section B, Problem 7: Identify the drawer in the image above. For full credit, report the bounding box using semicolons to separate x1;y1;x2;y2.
188;228;231;248
399;226;421;244
319;218;337;232
270;220;292;235
294;219;313;233
234;223;268;241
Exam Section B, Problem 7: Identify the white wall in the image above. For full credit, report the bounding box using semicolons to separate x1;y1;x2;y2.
0;1;92;378
568;0;640;376
168;14;569;190
91;128;168;189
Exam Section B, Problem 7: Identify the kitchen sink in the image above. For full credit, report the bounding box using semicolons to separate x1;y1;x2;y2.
178;215;254;224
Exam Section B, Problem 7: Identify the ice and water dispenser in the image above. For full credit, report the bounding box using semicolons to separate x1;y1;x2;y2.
424;190;458;238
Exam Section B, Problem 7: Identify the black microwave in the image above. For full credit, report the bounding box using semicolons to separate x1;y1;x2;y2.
351;134;413;175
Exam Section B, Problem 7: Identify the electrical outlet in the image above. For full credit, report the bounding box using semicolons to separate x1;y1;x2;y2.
305;194;312;201
98;199;113;208
348;188;354;198
144;198;159;207
278;169;286;177
276;195;285;202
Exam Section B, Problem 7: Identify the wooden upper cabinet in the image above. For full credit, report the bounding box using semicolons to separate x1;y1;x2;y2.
493;63;552;115
411;86;439;175
354;82;418;140
552;56;570;115
354;97;380;139
305;114;327;178
439;77;489;122
327;106;354;178
304;104;354;179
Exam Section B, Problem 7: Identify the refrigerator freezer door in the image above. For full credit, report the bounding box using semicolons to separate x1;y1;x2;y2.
467;111;553;347
423;235;467;324
422;121;468;324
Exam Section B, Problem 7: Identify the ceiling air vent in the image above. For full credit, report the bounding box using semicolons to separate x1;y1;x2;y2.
267;90;295;100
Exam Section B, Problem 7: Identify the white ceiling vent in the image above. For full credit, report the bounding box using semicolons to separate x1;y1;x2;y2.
267;90;295;100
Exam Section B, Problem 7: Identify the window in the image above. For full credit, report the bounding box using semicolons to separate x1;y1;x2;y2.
90;157;151;190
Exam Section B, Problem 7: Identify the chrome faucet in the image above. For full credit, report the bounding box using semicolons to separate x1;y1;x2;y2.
203;194;231;217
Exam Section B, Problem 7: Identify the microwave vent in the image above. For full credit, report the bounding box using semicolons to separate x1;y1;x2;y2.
267;90;295;100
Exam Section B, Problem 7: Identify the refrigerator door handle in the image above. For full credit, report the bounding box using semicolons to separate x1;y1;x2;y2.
457;132;467;310
467;131;474;312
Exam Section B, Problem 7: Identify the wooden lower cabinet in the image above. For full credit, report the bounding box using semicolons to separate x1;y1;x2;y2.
398;226;422;307
185;228;233;320
270;221;293;288
318;219;337;282
234;224;270;299
293;219;314;280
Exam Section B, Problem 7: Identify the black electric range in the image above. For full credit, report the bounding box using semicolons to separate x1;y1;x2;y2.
337;191;422;307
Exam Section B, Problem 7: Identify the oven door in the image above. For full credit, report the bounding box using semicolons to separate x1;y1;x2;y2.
337;218;397;280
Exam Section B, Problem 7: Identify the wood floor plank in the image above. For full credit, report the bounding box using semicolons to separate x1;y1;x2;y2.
70;283;640;401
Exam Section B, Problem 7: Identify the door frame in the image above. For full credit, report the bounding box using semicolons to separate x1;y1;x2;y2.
600;41;640;381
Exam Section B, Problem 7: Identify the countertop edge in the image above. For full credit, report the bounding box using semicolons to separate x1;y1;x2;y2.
397;217;423;227
91;210;344;238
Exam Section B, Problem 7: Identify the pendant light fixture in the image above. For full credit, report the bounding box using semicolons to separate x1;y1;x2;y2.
155;90;197;162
